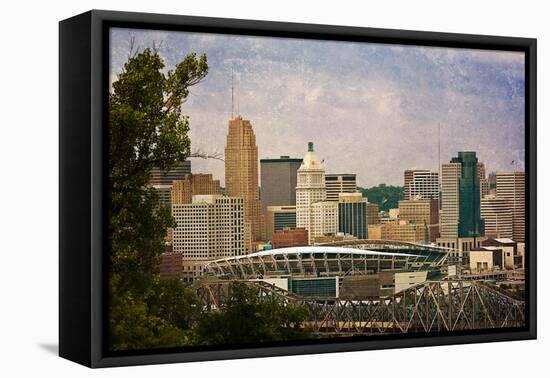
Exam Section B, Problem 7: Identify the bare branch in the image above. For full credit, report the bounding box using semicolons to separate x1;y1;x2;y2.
189;149;225;162
127;34;137;60
152;40;164;55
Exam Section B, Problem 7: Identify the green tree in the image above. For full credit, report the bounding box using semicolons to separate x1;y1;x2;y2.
359;184;404;212
192;283;310;345
108;47;208;351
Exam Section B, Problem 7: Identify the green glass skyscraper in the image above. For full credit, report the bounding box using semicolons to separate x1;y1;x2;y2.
450;152;485;238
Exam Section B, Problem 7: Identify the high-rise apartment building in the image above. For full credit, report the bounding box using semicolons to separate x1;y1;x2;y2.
149;161;192;205
325;174;357;201
398;199;439;242
338;193;368;240
171;173;221;205
480;195;513;239
496;171;525;242
440;152;484;239
225;116;263;241
260;156;302;210
403;170;439;201
172;195;250;282
265;205;297;241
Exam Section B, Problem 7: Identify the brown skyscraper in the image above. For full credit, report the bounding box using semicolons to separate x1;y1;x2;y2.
225;116;263;241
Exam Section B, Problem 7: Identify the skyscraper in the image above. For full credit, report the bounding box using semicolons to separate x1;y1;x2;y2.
171;173;221;205
260;156;302;210
398;199;439;242
172;195;250;282
225;116;263;241
265;205;297;241
325;174;357;201
149;161;192;185
311;201;339;242
496;171;525;242
480;195;513;239
478;162;489;199
149;161;192;205
440;152;484;239
296;142;329;244
403;170;439;201
440;162;461;238
338;193;368;239
367;203;380;225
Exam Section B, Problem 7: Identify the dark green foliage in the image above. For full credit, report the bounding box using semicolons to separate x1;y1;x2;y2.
108;47;312;351
359;184;404;212
108;47;208;351
193;283;310;345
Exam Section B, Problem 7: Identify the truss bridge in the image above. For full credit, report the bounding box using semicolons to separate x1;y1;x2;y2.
195;280;525;335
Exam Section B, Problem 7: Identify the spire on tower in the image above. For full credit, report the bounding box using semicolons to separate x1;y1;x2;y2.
231;65;234;119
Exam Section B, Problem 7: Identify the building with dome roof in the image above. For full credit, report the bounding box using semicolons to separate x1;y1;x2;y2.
295;142;338;244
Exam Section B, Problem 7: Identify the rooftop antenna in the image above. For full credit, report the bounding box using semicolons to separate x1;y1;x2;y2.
438;122;441;174
438;122;442;210
231;65;234;119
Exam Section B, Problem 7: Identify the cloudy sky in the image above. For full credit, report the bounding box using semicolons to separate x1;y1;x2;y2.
109;28;525;187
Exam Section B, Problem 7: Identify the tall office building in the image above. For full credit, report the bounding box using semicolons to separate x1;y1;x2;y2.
398;199;439;242
478;162;489;199
325;174;357;201
225;116;263;241
440;162;461;238
403;170;414;200
172;195;250;282
149;161;192;205
367;203;380;225
265;205;297;241
338;193;368;240
440;152;484;239
149;161;192;185
477;162;486;179
260;156;302;210
403;170;439;200
311;201;339;242
373;220;425;243
480;195;513;239
296;142;329;244
496;171;525;242
171;173;221;205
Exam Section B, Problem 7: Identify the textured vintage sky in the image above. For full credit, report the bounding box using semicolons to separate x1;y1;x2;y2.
110;28;525;187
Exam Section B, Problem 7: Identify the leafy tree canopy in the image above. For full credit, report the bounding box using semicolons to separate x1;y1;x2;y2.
108;47;208;351
193;283;310;345
359;184;404;212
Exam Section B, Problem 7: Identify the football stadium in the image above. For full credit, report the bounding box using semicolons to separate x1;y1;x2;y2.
203;240;449;298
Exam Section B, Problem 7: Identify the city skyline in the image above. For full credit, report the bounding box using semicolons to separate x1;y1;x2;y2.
110;28;525;187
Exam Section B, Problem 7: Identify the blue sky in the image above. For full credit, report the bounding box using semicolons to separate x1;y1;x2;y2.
109;28;525;187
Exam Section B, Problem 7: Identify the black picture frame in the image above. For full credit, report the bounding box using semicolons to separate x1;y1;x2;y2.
59;9;537;368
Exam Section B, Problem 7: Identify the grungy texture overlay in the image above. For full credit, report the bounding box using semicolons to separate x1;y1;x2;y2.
110;28;525;187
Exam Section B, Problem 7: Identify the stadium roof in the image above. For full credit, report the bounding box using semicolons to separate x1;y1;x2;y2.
215;246;417;263
204;243;447;279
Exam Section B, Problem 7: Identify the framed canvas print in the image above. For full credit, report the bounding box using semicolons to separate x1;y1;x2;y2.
59;10;537;368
